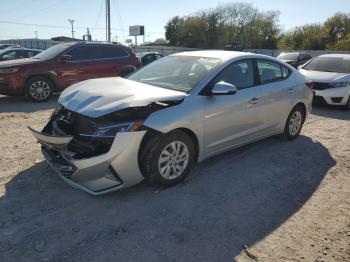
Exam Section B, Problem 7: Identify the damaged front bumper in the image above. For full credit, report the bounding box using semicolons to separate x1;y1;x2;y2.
29;127;146;195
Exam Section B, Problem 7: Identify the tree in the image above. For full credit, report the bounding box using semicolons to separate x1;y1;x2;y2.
150;38;169;45
164;2;280;49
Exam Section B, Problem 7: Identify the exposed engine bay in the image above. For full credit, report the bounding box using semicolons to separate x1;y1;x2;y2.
40;100;182;159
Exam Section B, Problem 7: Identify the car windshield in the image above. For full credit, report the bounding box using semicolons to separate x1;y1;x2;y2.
277;53;299;60
32;44;72;60
303;57;350;73
128;56;222;92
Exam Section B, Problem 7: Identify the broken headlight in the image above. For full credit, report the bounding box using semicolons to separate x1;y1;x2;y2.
80;121;144;139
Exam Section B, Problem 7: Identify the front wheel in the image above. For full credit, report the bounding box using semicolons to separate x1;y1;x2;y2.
140;130;195;187
282;105;305;140
24;76;53;103
343;96;350;110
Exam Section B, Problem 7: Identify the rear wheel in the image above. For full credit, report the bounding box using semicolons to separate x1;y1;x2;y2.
24;76;53;103
343;96;350;110
282;105;305;140
140;130;195;186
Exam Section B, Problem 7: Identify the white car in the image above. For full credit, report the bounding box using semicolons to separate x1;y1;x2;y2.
299;54;350;109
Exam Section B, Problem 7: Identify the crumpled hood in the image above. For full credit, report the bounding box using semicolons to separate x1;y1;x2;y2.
299;69;349;82
0;58;43;68
58;77;186;118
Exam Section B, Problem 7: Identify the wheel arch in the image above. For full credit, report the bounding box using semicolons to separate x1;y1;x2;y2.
294;102;307;121
139;126;200;166
24;74;56;94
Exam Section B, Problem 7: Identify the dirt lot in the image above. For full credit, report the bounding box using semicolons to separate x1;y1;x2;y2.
0;94;349;262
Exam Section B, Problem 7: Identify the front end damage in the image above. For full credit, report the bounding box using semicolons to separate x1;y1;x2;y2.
29;101;180;195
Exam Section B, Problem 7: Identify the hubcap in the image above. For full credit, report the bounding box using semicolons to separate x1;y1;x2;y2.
158;141;189;180
29;81;51;100
289;111;302;136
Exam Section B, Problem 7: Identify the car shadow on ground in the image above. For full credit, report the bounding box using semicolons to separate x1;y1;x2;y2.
0;135;335;261
0;95;58;113
312;105;350;120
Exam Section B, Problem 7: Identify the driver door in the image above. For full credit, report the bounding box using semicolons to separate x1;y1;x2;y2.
203;59;266;155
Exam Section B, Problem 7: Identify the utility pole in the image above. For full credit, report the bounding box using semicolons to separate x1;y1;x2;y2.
68;19;75;39
106;0;111;43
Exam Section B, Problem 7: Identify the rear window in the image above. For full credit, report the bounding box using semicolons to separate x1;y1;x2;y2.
303;57;350;73
257;59;291;84
99;46;129;58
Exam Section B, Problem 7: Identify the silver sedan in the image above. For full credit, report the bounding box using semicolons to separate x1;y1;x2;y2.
30;51;313;195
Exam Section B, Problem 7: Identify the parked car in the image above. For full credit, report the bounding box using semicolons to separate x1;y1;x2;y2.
29;51;313;195
137;52;164;66
0;44;16;50
0;42;141;102
277;52;312;68
0;48;41;61
298;54;350;109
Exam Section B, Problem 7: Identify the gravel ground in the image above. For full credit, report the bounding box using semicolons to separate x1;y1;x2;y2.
0;95;349;262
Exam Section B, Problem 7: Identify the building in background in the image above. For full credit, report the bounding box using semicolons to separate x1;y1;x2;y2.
0;36;83;50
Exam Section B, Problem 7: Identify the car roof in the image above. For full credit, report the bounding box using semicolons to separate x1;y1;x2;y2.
171;50;255;61
137;52;161;56
318;53;350;58
278;52;308;55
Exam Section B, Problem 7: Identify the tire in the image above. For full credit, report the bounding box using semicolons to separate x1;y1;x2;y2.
281;105;305;141
119;69;134;78
24;76;53;103
343;96;350;110
140;130;195;187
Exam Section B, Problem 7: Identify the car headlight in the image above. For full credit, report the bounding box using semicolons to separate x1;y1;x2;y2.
80;121;144;139
333;82;350;88
0;68;19;74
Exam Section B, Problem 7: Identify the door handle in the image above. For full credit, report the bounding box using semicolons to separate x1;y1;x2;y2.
288;88;295;94
248;97;259;105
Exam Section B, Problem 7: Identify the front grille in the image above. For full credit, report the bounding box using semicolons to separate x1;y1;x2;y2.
313;82;332;90
42;147;76;177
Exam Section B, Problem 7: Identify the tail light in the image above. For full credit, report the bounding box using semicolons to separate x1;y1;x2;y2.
305;80;314;89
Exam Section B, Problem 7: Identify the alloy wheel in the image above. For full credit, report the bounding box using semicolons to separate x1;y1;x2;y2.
289;110;302;136
29;80;51;101
158;141;189;180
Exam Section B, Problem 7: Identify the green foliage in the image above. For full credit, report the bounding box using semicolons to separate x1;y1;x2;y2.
278;13;350;50
164;2;280;49
165;4;350;51
150;38;169;45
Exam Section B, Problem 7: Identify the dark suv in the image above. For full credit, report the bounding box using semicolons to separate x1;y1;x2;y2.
277;52;312;68
0;42;141;102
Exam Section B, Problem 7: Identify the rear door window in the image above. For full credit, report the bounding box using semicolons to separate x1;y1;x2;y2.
99;46;129;59
257;59;290;84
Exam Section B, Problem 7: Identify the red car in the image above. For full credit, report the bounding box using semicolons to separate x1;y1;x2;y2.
0;42;141;102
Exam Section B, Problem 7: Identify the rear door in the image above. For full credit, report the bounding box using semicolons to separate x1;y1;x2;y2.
255;59;295;131
96;45;131;77
203;59;265;154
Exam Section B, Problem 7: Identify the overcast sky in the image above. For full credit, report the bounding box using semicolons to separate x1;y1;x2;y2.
0;0;349;43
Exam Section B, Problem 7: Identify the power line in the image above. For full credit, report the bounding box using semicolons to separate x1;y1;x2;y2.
91;0;104;34
9;0;65;21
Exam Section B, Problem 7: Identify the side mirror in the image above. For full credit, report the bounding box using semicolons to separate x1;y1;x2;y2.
211;81;238;95
60;54;72;62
